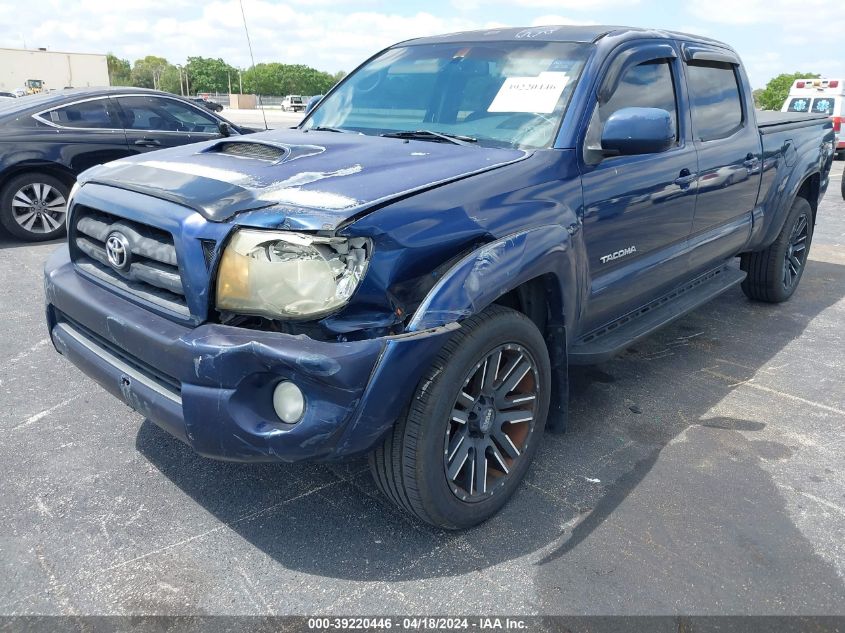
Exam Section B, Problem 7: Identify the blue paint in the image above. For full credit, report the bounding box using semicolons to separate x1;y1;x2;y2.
43;26;835;462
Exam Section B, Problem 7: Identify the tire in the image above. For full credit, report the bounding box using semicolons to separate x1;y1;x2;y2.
741;196;813;303
369;304;551;529
0;172;70;241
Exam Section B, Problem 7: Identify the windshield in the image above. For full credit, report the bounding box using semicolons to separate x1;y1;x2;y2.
303;41;592;149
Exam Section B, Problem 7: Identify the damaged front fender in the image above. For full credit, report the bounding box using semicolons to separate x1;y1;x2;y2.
407;225;580;333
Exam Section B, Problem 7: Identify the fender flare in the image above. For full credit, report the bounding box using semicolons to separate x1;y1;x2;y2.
407;224;579;332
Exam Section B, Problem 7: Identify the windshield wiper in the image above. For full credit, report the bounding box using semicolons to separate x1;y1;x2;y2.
380;129;478;146
309;126;358;134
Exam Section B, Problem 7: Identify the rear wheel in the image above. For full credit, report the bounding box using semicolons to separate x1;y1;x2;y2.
741;196;813;303
369;305;551;529
0;172;70;241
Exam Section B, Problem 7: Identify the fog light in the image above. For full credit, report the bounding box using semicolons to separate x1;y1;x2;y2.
272;381;305;423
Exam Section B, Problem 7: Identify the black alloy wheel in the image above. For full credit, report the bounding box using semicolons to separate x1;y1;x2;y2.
444;344;539;501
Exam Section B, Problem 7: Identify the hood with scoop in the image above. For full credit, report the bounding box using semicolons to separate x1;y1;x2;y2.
78;128;528;231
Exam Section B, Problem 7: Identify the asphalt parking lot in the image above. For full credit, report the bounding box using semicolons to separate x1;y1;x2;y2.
1;161;844;616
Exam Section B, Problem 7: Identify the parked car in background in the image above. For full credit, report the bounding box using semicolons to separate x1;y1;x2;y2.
0;87;253;241
44;26;834;529
783;78;844;158
191;97;224;113
0;91;16;100
281;95;305;112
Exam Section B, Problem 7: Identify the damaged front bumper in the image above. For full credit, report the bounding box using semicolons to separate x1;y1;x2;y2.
44;248;456;462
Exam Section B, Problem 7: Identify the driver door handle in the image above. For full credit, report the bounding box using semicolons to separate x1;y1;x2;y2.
674;168;697;187
134;138;161;147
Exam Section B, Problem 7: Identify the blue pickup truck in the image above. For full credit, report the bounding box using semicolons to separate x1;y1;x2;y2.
44;25;835;529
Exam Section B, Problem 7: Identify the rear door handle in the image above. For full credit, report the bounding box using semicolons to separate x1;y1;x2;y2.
134;138;161;147
674;169;697;187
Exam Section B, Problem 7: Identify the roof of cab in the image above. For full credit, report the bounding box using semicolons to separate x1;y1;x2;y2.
402;24;729;48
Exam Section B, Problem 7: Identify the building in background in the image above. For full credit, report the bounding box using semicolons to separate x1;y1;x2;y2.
0;47;109;94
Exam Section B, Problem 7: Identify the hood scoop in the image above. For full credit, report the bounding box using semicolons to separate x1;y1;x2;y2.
205;140;326;164
209;141;288;163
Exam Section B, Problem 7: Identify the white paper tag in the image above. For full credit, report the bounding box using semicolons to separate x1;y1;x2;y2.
488;72;570;114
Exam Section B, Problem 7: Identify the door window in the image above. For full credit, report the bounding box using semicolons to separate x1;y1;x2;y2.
117;96;220;133
586;59;678;153
686;61;743;141
41;98;118;129
811;97;835;115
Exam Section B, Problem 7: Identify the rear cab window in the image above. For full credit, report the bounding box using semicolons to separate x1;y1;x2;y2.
686;61;744;141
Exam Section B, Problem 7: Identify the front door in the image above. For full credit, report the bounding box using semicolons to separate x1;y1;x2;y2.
579;46;697;335
115;95;224;154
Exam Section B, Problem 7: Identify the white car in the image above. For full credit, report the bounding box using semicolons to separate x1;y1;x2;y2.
782;78;844;157
280;95;305;112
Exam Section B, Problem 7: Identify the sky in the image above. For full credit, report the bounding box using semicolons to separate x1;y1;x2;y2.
0;0;843;88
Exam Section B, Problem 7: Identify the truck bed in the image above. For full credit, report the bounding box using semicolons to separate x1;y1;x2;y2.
756;110;830;133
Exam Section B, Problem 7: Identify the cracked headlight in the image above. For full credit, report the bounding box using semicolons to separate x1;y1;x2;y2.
216;229;371;319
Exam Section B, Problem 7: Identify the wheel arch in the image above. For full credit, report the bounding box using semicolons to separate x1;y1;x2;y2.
406;225;578;341
0;161;77;195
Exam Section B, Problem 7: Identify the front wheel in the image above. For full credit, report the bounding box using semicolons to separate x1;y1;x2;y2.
369;305;551;529
741;196;813;303
0;172;70;241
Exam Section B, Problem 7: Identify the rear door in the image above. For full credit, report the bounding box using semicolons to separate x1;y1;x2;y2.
681;45;759;269
578;42;698;334
115;95;224;153
33;97;129;172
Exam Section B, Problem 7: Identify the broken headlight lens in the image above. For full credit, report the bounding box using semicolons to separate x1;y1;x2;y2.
216;229;371;319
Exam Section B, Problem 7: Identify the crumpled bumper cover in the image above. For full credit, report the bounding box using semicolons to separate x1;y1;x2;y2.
44;247;455;462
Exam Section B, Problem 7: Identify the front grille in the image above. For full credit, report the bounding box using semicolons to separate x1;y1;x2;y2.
71;207;189;317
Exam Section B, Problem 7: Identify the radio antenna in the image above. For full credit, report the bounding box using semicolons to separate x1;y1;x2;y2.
239;0;269;131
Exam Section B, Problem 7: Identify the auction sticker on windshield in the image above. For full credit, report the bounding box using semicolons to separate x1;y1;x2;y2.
488;71;569;113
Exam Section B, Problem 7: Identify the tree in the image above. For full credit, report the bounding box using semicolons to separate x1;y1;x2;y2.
752;88;764;109
241;63;339;96
185;57;238;94
757;72;820;111
107;54;131;86
131;56;172;91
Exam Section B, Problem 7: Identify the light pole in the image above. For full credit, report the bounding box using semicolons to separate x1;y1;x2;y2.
176;64;184;96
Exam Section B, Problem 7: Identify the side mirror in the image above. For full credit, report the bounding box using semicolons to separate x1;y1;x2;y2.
601;107;675;157
305;95;323;115
218;121;232;137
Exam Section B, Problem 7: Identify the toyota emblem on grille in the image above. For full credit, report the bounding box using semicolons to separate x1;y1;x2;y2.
105;232;131;271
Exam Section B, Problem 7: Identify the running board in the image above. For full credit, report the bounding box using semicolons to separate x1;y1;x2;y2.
569;265;746;365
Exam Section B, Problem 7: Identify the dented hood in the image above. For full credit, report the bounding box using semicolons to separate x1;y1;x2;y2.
79;129;528;230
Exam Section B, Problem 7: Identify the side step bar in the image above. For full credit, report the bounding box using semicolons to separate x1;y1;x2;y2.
569;265;746;365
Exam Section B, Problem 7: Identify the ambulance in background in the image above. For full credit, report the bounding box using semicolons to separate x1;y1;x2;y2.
782;78;844;158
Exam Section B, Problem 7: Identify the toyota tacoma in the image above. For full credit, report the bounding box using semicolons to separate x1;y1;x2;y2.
45;26;835;529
